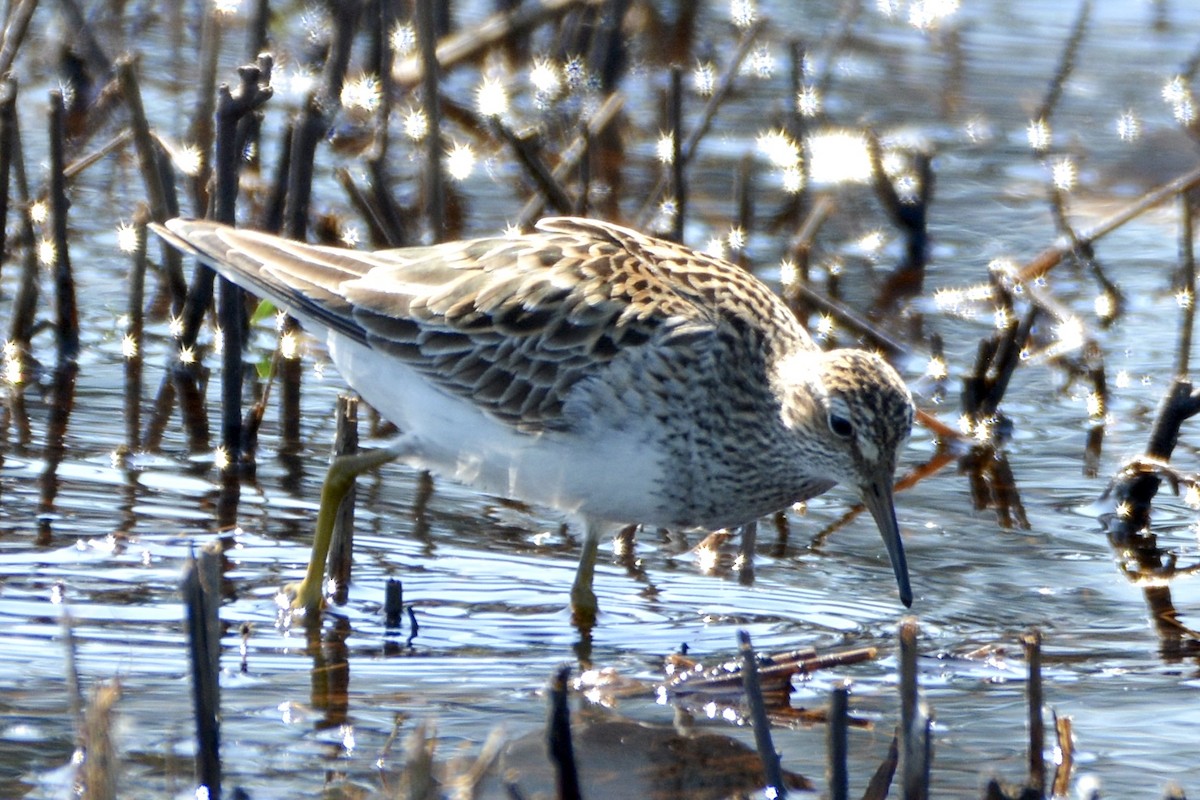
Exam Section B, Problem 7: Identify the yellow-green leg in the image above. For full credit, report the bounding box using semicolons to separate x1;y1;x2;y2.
570;520;601;630
286;446;404;614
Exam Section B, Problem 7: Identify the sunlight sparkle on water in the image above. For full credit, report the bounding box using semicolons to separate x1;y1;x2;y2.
403;107;428;141
29;199;47;224
116;222;139;253
476;76;509;117
1185;484;1200;510
756;129;800;169
1094;291;1115;320
1051;157;1076;191
3;341;22;385
212;327;224;355
211;0;241;15
280;330;300;360
1175;288;1193;309
807;130;871;185
340;74;381;114
389;21;415;55
529;57;563;98
563;56;587;90
1053;316;1085;354
1026;119;1051;152
1163;76;1196;125
655;133;675;164
925;355;948;380
782;165;804;193
175;144;203;177
280;66;316;101
908;0;959;30
727;226;747;251
797;85;821;117
779;259;798;289
179;345;196;365
1181;100;1200;125
1117;110;1140;142
693;61;715;96
730;0;756;28
37;239;55;266
750;45;775;78
1162;75;1188;104
816;314;836;338
121;334;137;359
445;142;477;181
703;236;727;259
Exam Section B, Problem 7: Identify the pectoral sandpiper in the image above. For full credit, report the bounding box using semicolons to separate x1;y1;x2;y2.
153;216;915;625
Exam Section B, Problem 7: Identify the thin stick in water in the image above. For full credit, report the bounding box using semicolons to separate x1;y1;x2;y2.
738;629;787;797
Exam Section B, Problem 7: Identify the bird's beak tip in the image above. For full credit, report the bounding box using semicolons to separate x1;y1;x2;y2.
861;477;912;608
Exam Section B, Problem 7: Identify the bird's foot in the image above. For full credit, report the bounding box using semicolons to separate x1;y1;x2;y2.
570;584;598;631
281;578;326;617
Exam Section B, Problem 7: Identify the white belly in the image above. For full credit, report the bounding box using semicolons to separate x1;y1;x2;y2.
327;335;667;525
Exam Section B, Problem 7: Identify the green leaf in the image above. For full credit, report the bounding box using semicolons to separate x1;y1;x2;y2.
249;298;278;326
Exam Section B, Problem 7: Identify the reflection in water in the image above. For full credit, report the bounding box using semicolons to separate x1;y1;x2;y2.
38;361;79;546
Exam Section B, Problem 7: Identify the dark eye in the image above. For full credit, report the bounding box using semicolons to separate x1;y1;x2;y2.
829;413;853;438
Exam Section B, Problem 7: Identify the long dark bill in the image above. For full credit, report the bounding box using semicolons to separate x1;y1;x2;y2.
861;477;912;607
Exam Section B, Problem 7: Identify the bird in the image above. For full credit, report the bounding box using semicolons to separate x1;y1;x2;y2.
152;216;915;626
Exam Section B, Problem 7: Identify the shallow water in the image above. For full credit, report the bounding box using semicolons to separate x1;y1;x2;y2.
4;1;1200;797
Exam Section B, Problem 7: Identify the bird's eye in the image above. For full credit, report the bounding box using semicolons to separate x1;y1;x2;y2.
829;413;853;438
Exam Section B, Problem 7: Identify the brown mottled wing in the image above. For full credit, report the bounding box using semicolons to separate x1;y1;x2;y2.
153;217;803;433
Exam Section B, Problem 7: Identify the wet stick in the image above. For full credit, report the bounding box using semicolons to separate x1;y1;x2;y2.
124;209;149;451
384;578;403;631
183;541;223;800
636;20;764;226
415;0;446;241
328;395;360;606
1051;712;1074;797
828;681;849;800
0;79;13;283
739;630;787;798
1176;192;1196;377
80;680;121;800
1033;0;1091;129
1023;629;1045;796
187;0;224;213
494;120;574;215
212;63;273;464
48;90;78;361
667;64;685;242
517;91;622;226
391;0;594;86
734;153;754;270
116;56;186;313
0;0;37;77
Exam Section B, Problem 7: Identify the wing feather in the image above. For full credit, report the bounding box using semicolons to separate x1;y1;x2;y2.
153;217;809;433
